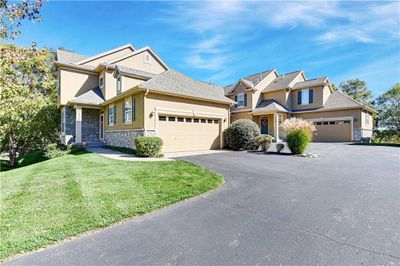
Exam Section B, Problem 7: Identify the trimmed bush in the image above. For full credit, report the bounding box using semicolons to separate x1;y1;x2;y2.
276;143;285;153
256;134;272;152
44;143;66;159
226;119;260;150
286;129;311;155
135;136;163;157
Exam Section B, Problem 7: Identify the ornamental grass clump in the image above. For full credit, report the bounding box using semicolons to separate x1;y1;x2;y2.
282;118;315;154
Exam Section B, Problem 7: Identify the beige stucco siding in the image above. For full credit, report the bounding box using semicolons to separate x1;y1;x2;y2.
104;92;145;131
252;72;278;109
58;68;99;106
112;51;166;74
81;47;133;67
103;70;144;100
231;111;253;122
262;90;288;108
228;82;252;112
361;110;373;129
291;85;329;110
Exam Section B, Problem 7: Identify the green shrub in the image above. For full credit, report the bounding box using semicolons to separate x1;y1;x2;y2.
44;143;66;159
372;130;400;144
135;136;163;157
256;134;272;152
286;129;311;155
276;143;285;153
226;119;260;150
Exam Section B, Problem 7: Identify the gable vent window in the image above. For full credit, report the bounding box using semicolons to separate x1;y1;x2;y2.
116;75;122;94
144;53;151;64
99;75;104;89
298;89;313;105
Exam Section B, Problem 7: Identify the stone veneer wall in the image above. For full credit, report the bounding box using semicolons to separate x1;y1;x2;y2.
104;129;145;149
64;106;76;136
82;108;100;143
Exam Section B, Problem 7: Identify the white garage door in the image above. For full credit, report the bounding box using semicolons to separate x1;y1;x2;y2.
158;115;221;153
313;120;352;142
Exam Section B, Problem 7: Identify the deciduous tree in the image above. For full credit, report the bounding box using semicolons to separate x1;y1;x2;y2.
0;43;59;166
375;83;400;131
339;79;373;106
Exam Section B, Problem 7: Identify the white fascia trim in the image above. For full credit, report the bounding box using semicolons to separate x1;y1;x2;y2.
287;71;306;89
254;69;278;90
76;44;136;65
231;108;252;113
302;116;353;122
108;46;169;70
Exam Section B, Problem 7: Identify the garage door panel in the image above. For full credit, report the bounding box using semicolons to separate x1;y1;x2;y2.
313;120;351;142
158;117;220;152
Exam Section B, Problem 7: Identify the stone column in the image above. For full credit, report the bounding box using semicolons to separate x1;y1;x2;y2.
75;105;82;143
274;112;281;142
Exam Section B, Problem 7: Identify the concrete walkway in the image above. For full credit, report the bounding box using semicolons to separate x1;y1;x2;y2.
86;146;174;161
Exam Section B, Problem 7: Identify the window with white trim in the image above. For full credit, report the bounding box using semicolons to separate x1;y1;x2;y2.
108;104;114;126
116;75;122;94
236;93;245;107
301;89;309;104
125;99;132;123
298;88;314;105
365;113;370;125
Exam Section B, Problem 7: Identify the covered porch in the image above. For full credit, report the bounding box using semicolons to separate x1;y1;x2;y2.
251;100;289;142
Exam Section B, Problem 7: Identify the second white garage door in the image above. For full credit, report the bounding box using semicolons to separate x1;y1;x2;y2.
157;115;221;153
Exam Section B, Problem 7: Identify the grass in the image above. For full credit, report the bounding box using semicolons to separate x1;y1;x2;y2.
0;151;223;259
104;145;136;155
1;150;48;172
351;142;400;147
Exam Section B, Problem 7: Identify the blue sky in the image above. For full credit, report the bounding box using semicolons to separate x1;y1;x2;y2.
10;0;400;97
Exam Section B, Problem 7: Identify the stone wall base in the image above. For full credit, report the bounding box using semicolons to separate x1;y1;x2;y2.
104;129;154;149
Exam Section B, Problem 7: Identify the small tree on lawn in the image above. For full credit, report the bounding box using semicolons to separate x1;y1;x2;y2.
0;43;59;166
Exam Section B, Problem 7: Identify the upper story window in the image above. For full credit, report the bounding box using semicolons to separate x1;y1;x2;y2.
235;93;247;108
144;53;151;64
116;75;122;94
99;75;104;89
108;104;115;126
365;113;370;125
297;88;314;105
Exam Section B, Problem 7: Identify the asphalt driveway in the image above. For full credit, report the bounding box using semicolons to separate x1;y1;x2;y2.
5;143;400;265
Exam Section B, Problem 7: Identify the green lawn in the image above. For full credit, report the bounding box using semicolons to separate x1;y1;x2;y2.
104;145;136;155
0;151;223;259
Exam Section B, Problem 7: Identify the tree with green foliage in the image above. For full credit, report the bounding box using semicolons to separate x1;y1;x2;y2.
339;79;373;106
0;43;59;166
331;83;338;91
375;83;400;131
0;0;44;39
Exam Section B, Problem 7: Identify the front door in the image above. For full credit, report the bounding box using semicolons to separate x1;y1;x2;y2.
261;116;268;134
99;113;104;140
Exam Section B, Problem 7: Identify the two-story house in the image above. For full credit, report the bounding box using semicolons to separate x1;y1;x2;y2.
225;70;375;142
56;44;233;153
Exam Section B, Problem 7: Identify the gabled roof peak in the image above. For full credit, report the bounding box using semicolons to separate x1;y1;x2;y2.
76;44;135;65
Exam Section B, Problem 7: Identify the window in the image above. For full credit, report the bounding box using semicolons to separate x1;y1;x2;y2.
169;117;176;121
344;120;351;124
235;93;247;108
144;53;151;63
99;75;104;89
124;99;132;123
201;119;206;123
116;75;122;94
278;114;283;125
207;119;212;123
159;116;167;121
323;122;329;125
186;118;192;122
61;108;65;134
316;122;322;125
194;118;199;123
298;89;313;105
214;120;219;124
365;114;370;125
177;117;184;122
108;105;115;126
329;121;335;125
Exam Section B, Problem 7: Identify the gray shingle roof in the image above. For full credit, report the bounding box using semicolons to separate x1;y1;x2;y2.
262;70;303;92
224;69;275;95
114;65;156;79
292;91;368;112
139;69;234;104
56;49;87;64
252;99;289;114
292;77;328;90
70;86;104;105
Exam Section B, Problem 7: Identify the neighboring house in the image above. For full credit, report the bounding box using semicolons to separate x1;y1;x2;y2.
225;70;376;142
56;44;233;152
